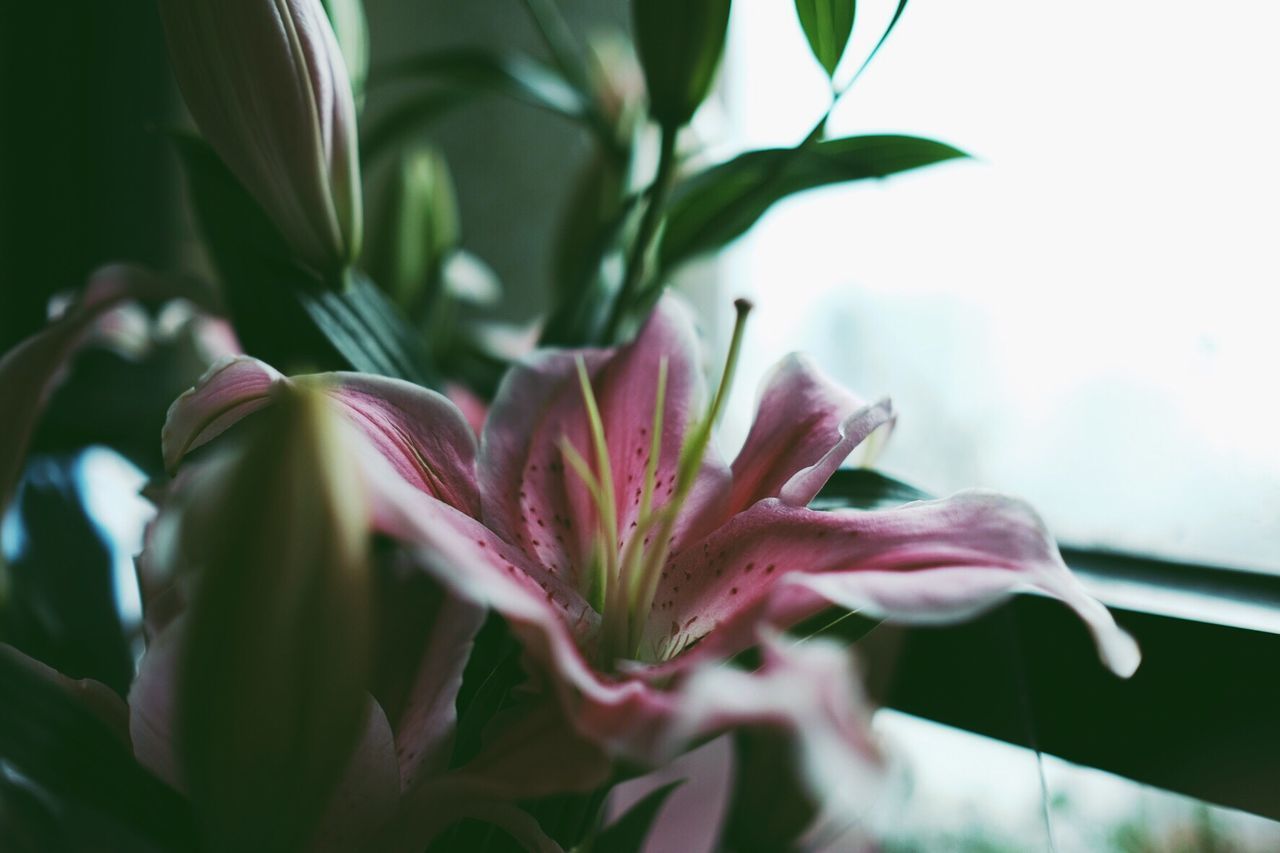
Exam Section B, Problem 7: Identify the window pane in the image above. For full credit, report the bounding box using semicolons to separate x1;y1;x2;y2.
719;0;1280;572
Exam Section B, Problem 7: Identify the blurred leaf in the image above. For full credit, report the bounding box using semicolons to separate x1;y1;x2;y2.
0;771;68;853
795;0;856;78
848;0;910;85
0;454;133;696
364;49;587;163
810;468;932;511
0;646;198;852
442;251;501;305
299;270;438;385
722;731;816;852
659;134;969;272
539;191;642;347
551;150;628;307
172;134;345;372
360;90;468;166
594;781;684;853
321;0;370;106
180;386;372;852
632;0;732;128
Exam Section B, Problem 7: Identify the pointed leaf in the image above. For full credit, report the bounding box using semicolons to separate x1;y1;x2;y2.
0;647;197;851
795;0;856;78
810;468;931;511
660;134;969;272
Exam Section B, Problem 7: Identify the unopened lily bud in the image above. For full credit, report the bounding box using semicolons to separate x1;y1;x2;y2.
368;146;459;312
632;0;732;129
178;382;371;851
158;0;363;273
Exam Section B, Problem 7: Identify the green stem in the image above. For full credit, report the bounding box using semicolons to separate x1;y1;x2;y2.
602;124;679;343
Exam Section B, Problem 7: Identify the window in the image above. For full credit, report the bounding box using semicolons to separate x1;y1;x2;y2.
718;0;1280;573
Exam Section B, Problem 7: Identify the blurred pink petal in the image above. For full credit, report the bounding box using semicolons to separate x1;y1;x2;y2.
0;265;201;512
164;359;481;515
444;382;488;436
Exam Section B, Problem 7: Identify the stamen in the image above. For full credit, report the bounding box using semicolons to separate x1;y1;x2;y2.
574;358;626;654
558;437;608;610
627;300;754;656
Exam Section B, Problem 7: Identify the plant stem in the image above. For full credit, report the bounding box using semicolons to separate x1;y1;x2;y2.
602;124;679;343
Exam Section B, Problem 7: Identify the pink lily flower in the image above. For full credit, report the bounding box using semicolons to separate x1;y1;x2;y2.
163;297;1139;824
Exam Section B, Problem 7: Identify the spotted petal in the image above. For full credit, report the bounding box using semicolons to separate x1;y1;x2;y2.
478;298;728;589
642;493;1140;677
728;353;894;515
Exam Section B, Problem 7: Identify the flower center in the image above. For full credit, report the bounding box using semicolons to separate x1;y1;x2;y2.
561;300;753;666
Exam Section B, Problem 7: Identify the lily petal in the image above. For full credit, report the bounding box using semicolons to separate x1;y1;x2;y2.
329;372;480;517
478;298;728;586
1;265;199;511
127;619;185;790
161;356;282;473
728;353;893;515
310;701;402;853
388;590;486;790
162;359;481;515
645;494;1140;677
663;632;885;830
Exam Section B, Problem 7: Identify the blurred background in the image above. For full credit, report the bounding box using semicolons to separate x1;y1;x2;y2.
1;1;1277;850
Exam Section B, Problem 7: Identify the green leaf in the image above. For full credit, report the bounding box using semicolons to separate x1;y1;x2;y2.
632;0;732;128
810;468;932;511
659;134;969;272
848;0;910;86
795;0;856;78
176;136;435;384
298;271;438;386
0;647;198;851
363;49;587;163
172;134;346;372
359;90;468;166
594;781;684;853
722;731;816;853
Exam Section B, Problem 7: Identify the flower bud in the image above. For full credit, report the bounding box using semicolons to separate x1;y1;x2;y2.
178;382;371;851
158;0;364;273
632;0;732;129
367;146;459;312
